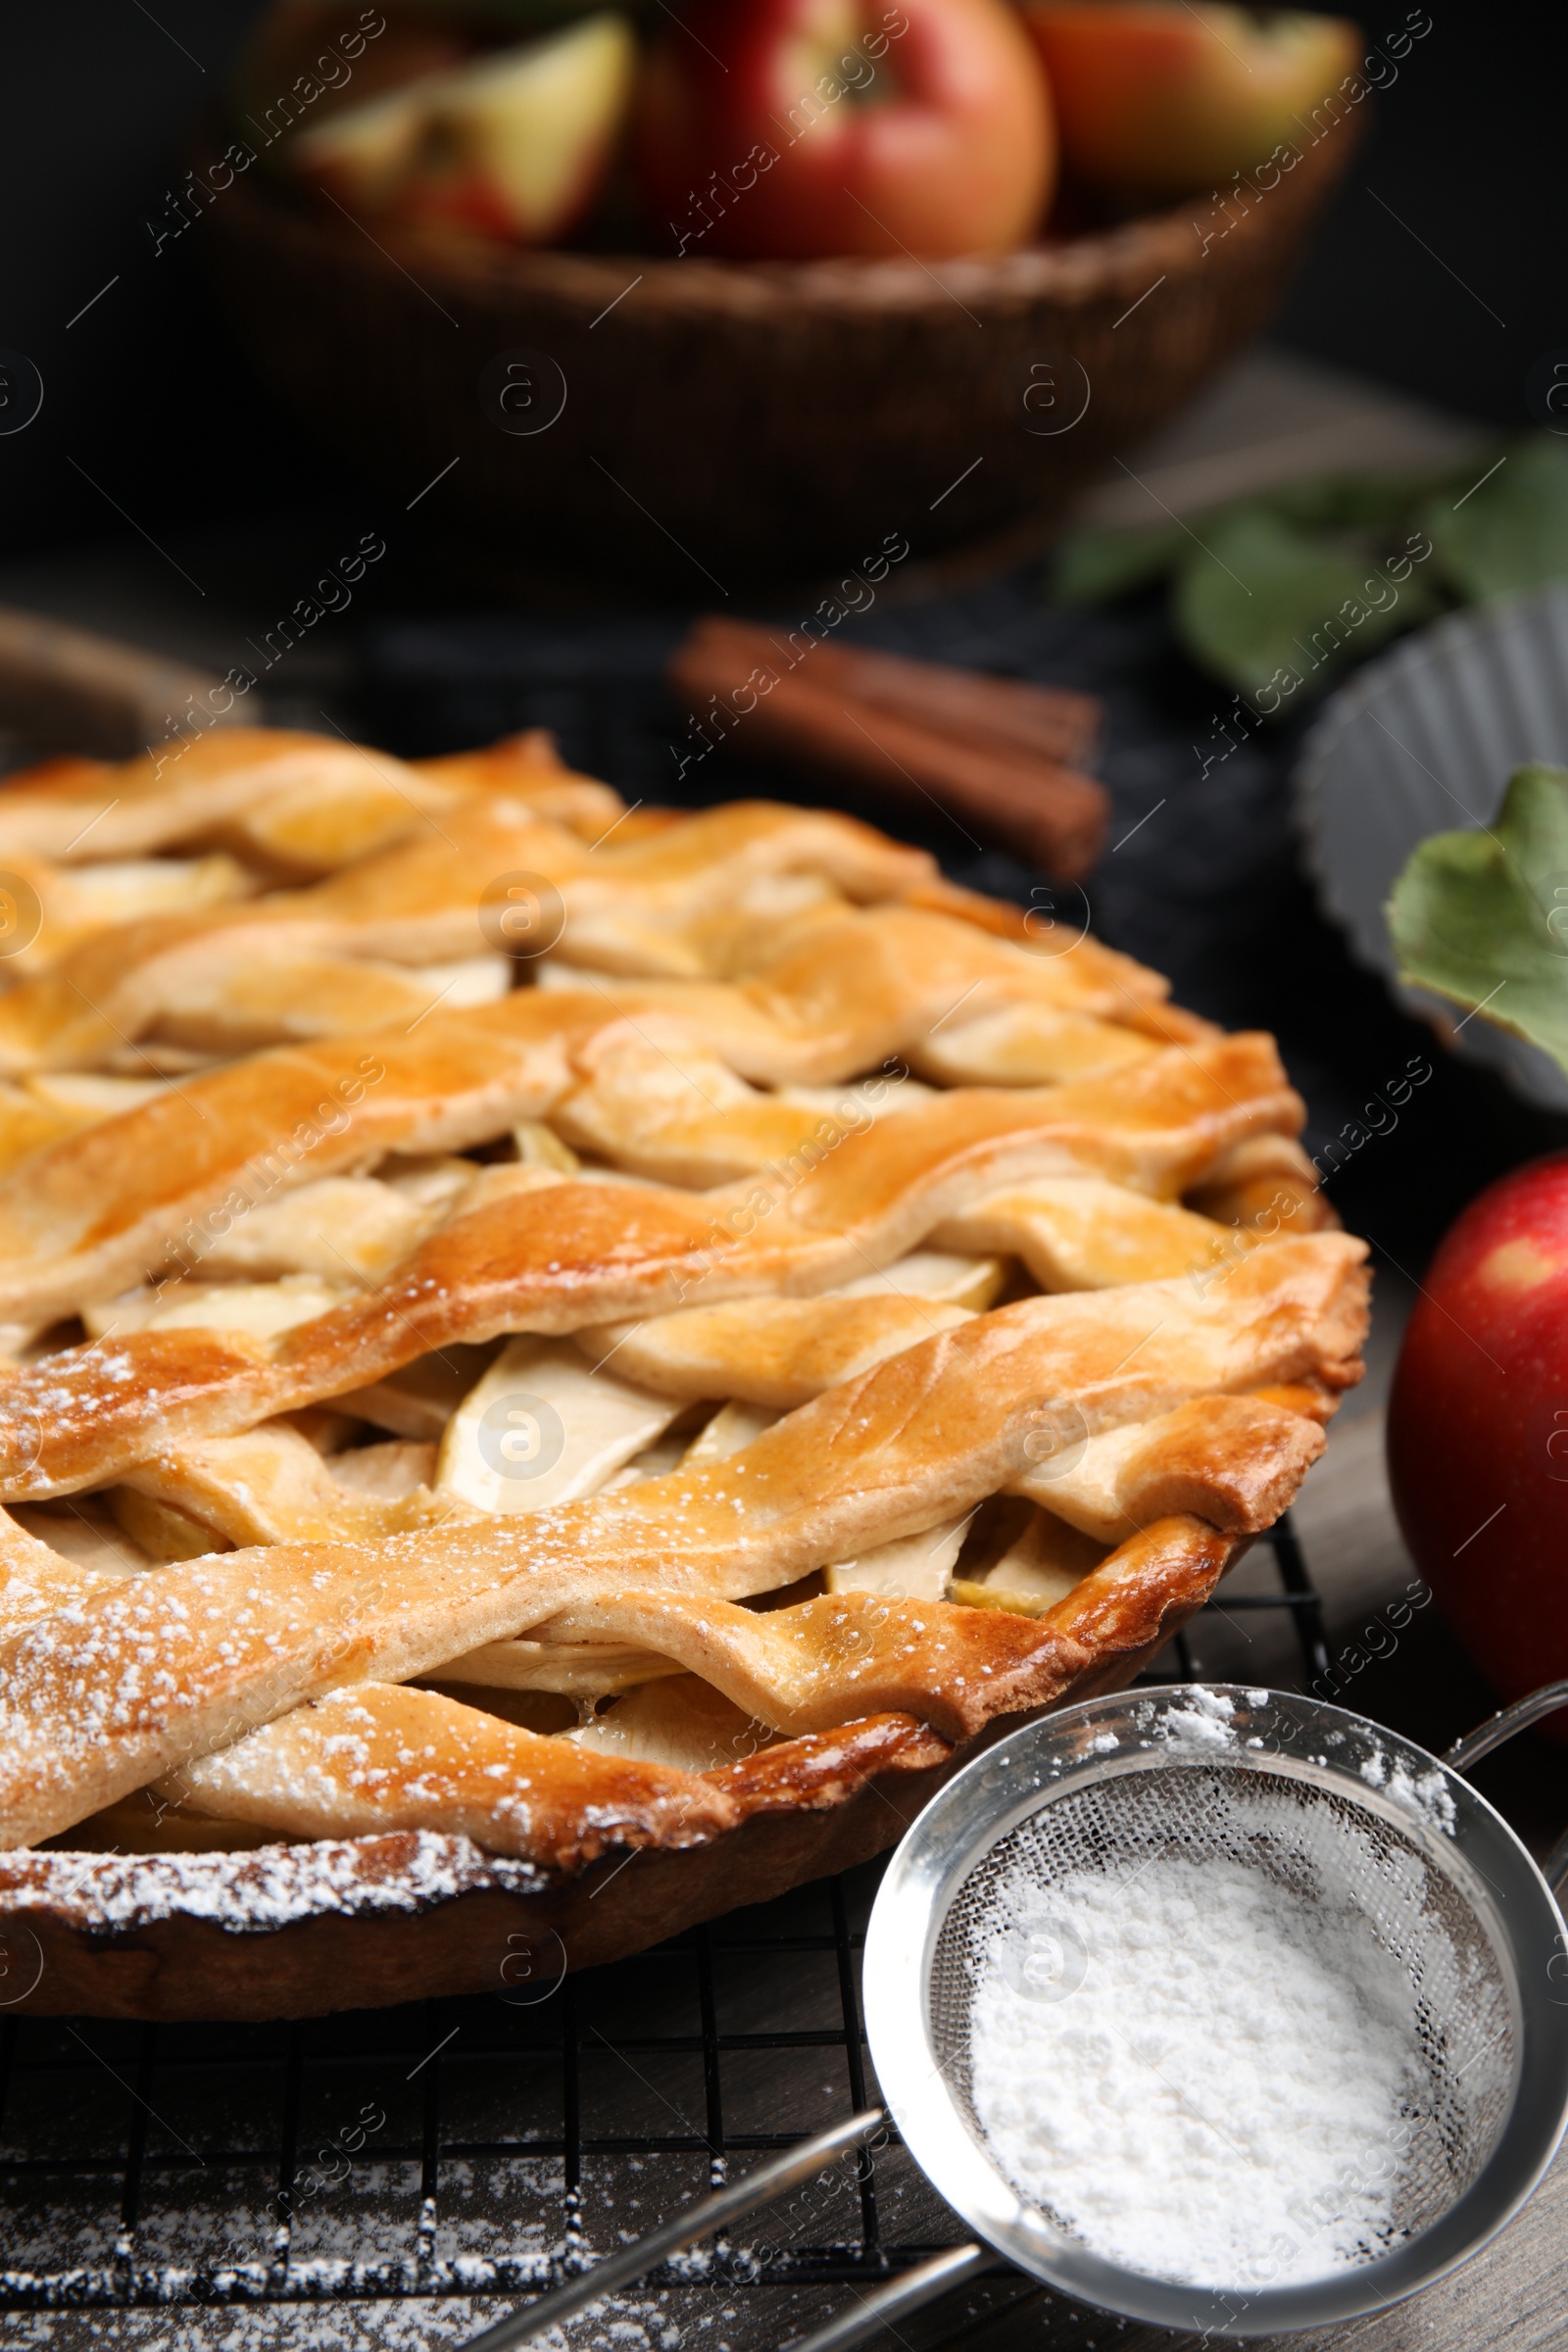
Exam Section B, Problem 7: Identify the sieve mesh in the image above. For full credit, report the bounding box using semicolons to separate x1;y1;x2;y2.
929;1761;1517;2264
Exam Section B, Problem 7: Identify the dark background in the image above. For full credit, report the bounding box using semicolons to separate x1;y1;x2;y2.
0;0;1551;564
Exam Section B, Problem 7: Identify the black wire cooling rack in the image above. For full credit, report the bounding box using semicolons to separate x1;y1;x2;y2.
0;1518;1330;2335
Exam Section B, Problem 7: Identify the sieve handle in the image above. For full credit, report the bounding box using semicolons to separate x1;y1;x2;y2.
1444;1679;1568;1773
777;2241;994;2352
462;2109;886;2352
1445;1679;1568;1903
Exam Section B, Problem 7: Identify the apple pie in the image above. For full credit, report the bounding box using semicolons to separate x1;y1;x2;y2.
0;727;1365;2017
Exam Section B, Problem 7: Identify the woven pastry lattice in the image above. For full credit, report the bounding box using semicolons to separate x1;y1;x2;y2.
0;725;1364;1995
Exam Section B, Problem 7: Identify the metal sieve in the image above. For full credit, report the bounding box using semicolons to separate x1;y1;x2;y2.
468;1680;1568;2352
863;1681;1568;2340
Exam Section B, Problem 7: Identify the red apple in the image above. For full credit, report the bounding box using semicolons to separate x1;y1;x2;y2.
1387;1156;1568;1743
293;13;637;244
1019;1;1363;200
634;0;1055;262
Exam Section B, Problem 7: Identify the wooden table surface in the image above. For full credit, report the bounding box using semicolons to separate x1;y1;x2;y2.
908;2151;1567;2352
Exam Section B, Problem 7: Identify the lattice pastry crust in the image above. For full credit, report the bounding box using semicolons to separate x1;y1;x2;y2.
0;729;1364;2017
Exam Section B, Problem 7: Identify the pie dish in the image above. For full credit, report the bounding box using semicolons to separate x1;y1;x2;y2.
0;727;1366;2018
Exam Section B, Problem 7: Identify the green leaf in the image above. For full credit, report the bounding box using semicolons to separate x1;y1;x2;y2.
1171;508;1437;701
1420;436;1568;604
1253;469;1444;533
1388;763;1568;1075
1050;524;1186;607
1047;467;1456;617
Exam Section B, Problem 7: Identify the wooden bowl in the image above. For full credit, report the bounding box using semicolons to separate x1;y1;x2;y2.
207;127;1357;596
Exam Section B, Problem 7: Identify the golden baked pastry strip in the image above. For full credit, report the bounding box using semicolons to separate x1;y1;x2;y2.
2;1042;1307;1492
542;996;1165;1194
70;1113;1316;1315
2;1508;1239;1855
0;1010;1287;1320
467;1525;1258;1741
0;850;254;984
0;992;613;1325
0;790;938;1068
0;1506;122;1632
47;1267;1324;1576
0;838;1185;1086
66;1710;959;1871
0;906;1210;1286
0;1004;1297;1338
163;1679;744;1868
0;726;618;873
0;1237;1364;1848
0;973;1212;1317
156;1515;1232;1868
540;897;1199;1071
0;1072;176;1184
0;818;1214;1230
0;805;626;1074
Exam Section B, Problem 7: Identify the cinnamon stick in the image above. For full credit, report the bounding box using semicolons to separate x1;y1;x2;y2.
687;615;1102;770
669;621;1109;882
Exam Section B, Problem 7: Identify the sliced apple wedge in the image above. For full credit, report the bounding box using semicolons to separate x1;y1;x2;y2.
293;13;637;246
823;1514;972;1603
400;13;637;242
291;74;434;211
1021;2;1363;198
436;1334;685;1515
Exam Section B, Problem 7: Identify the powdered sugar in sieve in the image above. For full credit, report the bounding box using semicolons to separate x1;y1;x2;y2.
956;1764;1499;2289
466;1682;1568;2352
866;1682;1568;2340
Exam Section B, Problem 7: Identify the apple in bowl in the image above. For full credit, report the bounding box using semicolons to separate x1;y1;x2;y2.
1387;1158;1568;1742
291;11;637;245
1020;0;1362;199
634;0;1056;261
